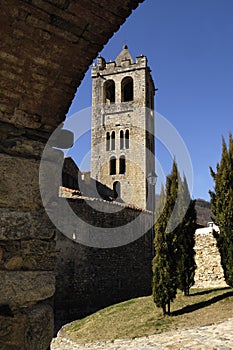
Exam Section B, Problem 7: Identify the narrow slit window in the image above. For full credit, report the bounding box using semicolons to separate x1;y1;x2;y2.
125;129;129;149
110;156;116;175
106;132;110;151
119;155;126;174
120;130;124;149
111;131;115;150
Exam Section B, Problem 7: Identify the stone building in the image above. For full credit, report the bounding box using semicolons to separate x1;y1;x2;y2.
91;46;156;210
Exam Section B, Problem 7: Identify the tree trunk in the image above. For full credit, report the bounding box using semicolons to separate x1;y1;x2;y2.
167;301;170;316
162;305;166;316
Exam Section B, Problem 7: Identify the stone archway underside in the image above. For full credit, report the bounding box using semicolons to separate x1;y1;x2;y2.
0;1;143;349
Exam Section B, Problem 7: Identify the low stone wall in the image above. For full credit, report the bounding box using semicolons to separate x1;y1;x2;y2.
54;198;229;332
54;197;153;330
193;229;227;289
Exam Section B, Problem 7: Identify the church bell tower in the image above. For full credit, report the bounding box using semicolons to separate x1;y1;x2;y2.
91;46;156;210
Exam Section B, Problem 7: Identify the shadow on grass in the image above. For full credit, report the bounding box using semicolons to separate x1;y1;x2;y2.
190;286;231;297
172;290;233;317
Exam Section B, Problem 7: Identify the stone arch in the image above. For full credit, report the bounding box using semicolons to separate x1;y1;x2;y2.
1;1;143;349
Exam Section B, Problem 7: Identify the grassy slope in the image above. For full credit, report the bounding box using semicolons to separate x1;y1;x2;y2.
63;287;233;344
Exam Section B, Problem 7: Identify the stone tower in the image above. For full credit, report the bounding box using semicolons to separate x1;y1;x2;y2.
91;46;156;210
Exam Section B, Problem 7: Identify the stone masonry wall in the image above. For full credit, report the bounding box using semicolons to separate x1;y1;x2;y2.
0;127;58;350
54;197;153;329
193;229;228;289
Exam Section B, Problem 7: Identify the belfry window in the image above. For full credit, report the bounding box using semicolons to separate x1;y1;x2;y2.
103;80;115;104
111;131;115;150
106;132;110;151
125;129;129;149
121;77;133;102
119;155;126;174
120;130;124;149
110;156;116;175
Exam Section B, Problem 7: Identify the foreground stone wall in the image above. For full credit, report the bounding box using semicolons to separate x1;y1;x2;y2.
54;197;153;329
193;228;227;289
0;1;144;348
0;129;58;350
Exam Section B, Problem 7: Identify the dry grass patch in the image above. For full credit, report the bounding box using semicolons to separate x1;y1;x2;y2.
63;287;233;344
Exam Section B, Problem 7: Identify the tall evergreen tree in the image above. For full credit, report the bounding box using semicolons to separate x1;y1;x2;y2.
209;133;233;287
155;185;166;222
152;161;180;315
176;177;197;296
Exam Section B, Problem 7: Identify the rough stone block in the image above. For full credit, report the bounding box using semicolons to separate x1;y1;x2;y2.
0;209;55;240
0;239;56;271
25;303;54;350
0;303;53;350
0;154;41;210
0;313;26;349
0;271;55;308
0;138;45;158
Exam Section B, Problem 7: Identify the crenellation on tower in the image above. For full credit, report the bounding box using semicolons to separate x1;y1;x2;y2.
97;55;106;69
136;55;147;66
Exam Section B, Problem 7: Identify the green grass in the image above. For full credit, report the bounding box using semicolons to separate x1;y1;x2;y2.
63;287;233;344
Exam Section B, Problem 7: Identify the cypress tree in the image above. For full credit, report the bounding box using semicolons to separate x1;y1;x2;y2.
176;176;197;296
152;161;180;315
155;185;166;222
209;133;233;286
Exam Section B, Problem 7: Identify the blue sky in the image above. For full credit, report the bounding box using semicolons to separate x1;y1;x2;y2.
65;0;233;201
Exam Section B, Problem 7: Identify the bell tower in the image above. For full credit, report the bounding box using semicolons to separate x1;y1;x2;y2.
91;46;156;210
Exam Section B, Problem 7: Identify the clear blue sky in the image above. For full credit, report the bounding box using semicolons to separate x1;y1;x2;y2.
65;0;233;201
